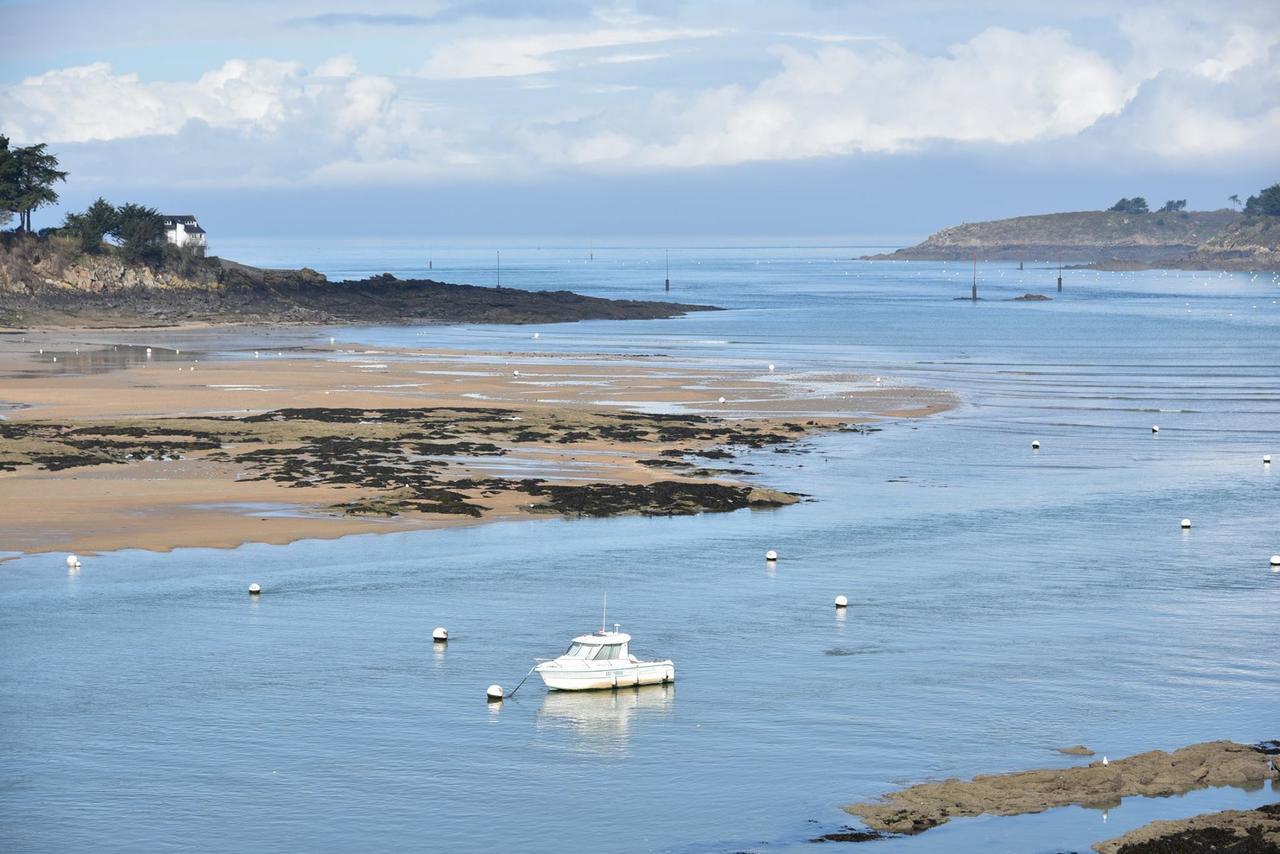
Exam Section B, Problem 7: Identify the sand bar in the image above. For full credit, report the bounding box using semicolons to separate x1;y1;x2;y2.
0;329;957;557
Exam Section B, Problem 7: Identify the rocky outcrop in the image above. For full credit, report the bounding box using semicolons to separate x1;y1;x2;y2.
1176;216;1280;271
845;740;1278;836
1094;803;1280;853
0;235;714;327
863;210;1240;264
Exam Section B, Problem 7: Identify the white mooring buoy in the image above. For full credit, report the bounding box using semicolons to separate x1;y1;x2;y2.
1180;518;1192;529
1270;555;1280;567
1151;425;1159;434
1031;440;1041;450
1265;455;1272;465
765;549;778;562
768;363;775;372
834;595;848;608
718;396;726;404
487;684;504;702
433;627;448;643
248;582;262;595
65;554;80;568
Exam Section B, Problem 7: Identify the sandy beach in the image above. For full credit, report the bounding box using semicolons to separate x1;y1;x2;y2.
0;328;956;557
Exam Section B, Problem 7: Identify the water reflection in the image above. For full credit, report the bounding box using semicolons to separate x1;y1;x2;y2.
15;344;199;377
536;684;674;755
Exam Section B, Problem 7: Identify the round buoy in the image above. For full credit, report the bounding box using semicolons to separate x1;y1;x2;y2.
487;684;504;702
834;595;848;608
248;582;262;595
433;627;448;643
768;363;775;372
1031;440;1040;450
145;347;152;357
65;554;79;567
718;396;726;404
533;332;540;339
765;549;778;561
1180;519;1191;529
1270;555;1280;567
513;370;520;376
1151;425;1159;434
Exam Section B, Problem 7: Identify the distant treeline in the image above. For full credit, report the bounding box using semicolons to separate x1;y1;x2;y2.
1106;184;1278;217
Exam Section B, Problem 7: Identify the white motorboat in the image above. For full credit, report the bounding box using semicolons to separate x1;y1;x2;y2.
534;623;675;692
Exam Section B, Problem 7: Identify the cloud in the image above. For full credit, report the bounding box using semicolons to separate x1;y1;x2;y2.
3;13;1275;191
288;13;439;28
557;27;1138;167
416;27;721;79
287;2;596;29
0;57;469;186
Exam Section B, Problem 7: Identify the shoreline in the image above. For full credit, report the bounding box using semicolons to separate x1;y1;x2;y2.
845;740;1279;839
0;328;957;559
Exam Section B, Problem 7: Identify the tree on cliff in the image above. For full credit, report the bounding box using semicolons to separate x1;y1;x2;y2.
1158;199;1186;213
62;197;120;252
1109;197;1149;214
112;203;166;264
0;136;18;229
0;137;67;232
1243;183;1280;217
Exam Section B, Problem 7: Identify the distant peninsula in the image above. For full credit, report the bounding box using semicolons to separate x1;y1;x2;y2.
864;184;1280;271
863;209;1241;265
0;234;713;328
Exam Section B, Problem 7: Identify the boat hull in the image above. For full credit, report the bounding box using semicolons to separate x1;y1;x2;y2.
536;660;675;692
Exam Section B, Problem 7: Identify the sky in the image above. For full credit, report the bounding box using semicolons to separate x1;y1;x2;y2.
2;0;1278;240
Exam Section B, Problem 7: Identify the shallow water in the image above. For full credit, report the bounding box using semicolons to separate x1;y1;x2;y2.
2;241;1278;853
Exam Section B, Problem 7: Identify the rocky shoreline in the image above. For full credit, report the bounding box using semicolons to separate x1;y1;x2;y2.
844;740;1278;838
0;238;714;327
1095;803;1280;853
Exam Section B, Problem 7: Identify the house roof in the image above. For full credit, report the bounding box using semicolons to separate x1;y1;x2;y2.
162;215;198;225
183;225;206;234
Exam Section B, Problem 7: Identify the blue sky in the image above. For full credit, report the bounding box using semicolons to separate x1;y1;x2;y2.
2;0;1278;239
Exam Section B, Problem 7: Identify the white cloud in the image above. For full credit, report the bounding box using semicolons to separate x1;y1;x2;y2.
416;27;720;79
559;27;1137;168
2;13;1275;189
2;59;313;143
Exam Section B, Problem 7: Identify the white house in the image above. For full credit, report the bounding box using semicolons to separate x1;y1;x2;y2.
162;215;207;254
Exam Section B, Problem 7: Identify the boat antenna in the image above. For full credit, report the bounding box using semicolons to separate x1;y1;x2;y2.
664;249;670;291
602;593;607;634
496;250;501;289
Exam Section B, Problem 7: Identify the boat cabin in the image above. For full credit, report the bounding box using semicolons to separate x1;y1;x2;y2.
561;631;631;662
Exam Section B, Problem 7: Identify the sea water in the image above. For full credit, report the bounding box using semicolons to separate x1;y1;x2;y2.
2;241;1278;853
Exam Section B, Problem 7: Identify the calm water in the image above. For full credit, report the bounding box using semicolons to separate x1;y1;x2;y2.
2;241;1279;853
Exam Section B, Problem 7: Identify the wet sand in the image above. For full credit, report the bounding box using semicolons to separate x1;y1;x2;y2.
0;329;956;557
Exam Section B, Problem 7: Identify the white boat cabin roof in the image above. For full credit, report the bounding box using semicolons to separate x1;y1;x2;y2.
570;630;631;646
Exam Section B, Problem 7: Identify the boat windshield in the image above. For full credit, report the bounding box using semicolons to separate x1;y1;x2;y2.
563;642;624;660
564;642;596;658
